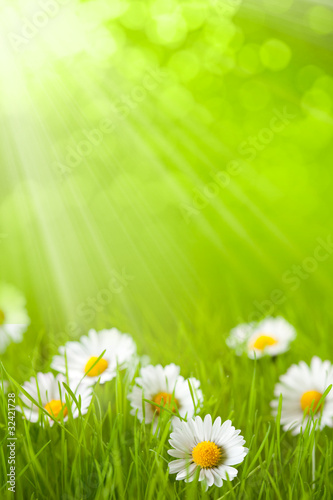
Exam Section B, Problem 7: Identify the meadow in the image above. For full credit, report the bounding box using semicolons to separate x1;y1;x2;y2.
1;307;333;499
1;0;333;498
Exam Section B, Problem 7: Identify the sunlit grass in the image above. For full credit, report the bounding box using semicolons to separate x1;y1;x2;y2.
1;0;333;498
1;309;333;499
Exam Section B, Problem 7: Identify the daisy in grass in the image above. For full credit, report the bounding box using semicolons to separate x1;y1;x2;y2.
128;363;203;429
0;283;30;353
271;356;333;435
16;372;92;425
226;316;296;359
51;328;136;387
1;380;9;393
168;415;248;489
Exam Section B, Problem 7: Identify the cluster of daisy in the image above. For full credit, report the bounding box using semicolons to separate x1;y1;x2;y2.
1;283;333;490
17;328;137;426
226;316;333;435
17;328;248;489
0;284;249;490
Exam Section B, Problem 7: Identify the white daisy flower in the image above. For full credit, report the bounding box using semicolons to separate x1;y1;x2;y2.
168;415;248;489
0;283;30;353
16;372;92;425
1;379;9;393
226;316;296;359
51;328;136;386
271;356;333;435
128;363;203;429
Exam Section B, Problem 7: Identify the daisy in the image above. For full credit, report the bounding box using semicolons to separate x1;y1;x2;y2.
16;372;92;425
226;316;296;359
51;328;136;386
168;415;248;488
128;364;203;428
1;379;9;393
0;283;30;353
271;356;333;435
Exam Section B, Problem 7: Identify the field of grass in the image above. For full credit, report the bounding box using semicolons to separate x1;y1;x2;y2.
1;309;333;499
1;0;333;498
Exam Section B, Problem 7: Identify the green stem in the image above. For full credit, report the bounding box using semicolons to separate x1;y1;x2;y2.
312;440;315;490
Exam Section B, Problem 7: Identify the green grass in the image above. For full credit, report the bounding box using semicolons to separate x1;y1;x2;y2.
1;0;333;498
1;311;333;500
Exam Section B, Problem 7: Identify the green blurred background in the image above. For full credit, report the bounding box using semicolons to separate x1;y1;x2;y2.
0;0;332;374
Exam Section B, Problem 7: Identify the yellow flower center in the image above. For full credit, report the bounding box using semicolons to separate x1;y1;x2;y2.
251;334;277;350
152;392;179;414
84;356;109;377
44;399;68;419
300;390;323;414
192;441;222;469
0;309;5;325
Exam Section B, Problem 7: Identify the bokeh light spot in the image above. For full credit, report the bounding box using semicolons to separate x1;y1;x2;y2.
301;88;332;116
260;38;291;71
262;0;293;14
237;43;262;75
120;2;148;30
307;5;333;35
168;50;200;82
